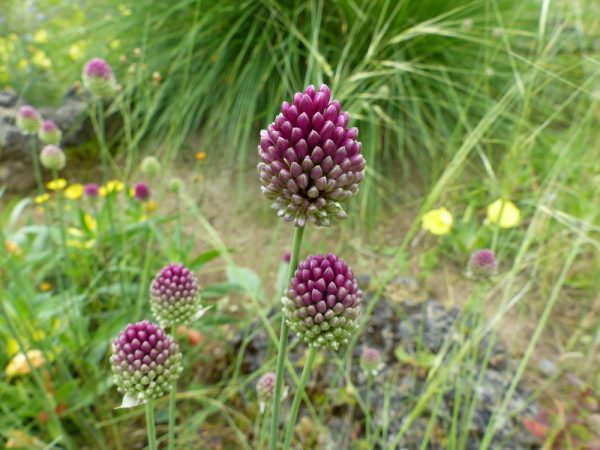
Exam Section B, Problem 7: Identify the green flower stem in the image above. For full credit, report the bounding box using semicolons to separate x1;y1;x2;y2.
28;135;44;195
268;225;305;450
168;325;177;450
366;374;373;445
258;407;269;450
282;347;317;450
145;400;157;450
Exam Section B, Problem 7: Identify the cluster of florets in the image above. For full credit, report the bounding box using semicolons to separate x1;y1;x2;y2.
39;144;66;171
149;263;202;327
257;84;365;227
282;253;362;351
110;321;182;405
83;58;117;98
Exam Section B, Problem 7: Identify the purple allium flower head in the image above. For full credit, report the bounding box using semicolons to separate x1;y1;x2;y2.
84;183;100;197
150;263;202;326
38;119;62;144
110;320;182;406
82;58;116;98
16;105;42;134
133;182;150;201
360;347;383;376
467;249;498;279
282;251;291;263
258;84;366;227
256;372;276;404
39;145;66;171
282;253;362;350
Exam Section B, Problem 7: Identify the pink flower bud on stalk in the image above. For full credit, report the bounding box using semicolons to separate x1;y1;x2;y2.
360;347;383;376
39;145;66;171
467;249;498;279
84;183;100;197
256;372;278;413
110;320;182;408
258;84;366;227
16;105;42;134
149;263;205;327
83;58;117;98
38;119;62;144
134;182;150;201
282;253;362;350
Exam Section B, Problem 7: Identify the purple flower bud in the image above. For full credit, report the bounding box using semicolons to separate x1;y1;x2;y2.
467;249;497;279
150;263;202;326
256;372;276;403
258;84;366;227
16;105;42;134
282;251;291;263
82;58;116;98
84;183;100;197
282;253;362;350
38;119;62;144
39;145;66;171
360;347;383;376
110;320;182;404
134;182;150;201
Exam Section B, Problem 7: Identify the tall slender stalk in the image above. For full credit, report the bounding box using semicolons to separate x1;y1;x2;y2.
28;136;44;195
269;225;305;450
168;325;177;450
145;400;157;450
282;347;317;450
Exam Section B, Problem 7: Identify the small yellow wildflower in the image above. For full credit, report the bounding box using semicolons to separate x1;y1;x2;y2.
64;183;84;200
66;239;96;250
486;199;520;228
5;350;45;378
83;213;97;232
6;339;19;357
31;49;51;69
46;178;67;191
144;200;157;213
195;151;206;161
33;30;49;44
5;240;21;255
422;207;454;236
17;59;28;70
39;282;53;292
68;41;86;61
34;193;50;204
109;39;121;50
99;180;124;196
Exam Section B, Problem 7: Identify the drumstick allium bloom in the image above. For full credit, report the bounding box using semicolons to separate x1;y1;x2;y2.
39;145;66;170
150;263;205;327
110;320;182;407
83;58;116;98
38;119;62;144
281;253;362;350
257;84;366;227
16;105;42;134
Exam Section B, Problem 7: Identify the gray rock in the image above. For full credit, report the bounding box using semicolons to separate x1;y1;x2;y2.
0;124;35;191
0;88;17;108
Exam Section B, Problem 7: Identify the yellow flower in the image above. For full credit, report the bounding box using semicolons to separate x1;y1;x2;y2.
17;59;28;70
46;178;67;191
5;350;45;378
68;41;86;61
195;151;206;161
66;239;96;250
34;193;50;204
99;180;124;196
422;207;454;235
5;240;21;255
31;49;52;69
33;30;49;44
64;183;84;200
109;39;121;50
39;282;53;292
144;200;157;213
6;339;19;357
83;213;97;232
486;199;520;228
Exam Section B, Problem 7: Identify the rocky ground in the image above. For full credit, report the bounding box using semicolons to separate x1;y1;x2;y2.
233;277;540;450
